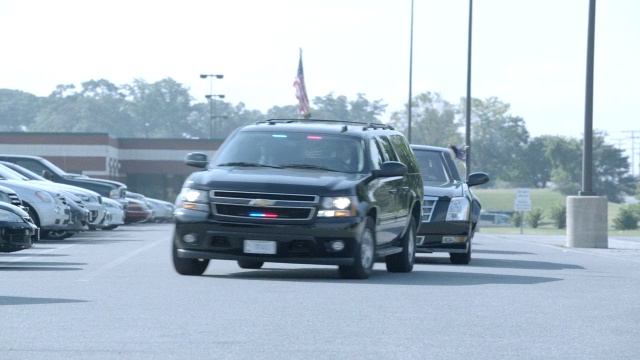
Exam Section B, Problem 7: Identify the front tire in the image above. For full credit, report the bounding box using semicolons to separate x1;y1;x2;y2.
385;217;416;272
237;260;264;269
172;242;209;276
44;230;71;240
450;233;472;265
338;217;375;279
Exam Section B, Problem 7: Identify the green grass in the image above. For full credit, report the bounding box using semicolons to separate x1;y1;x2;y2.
473;187;640;235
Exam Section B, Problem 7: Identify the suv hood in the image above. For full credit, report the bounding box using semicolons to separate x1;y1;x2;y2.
187;167;369;196
423;181;465;198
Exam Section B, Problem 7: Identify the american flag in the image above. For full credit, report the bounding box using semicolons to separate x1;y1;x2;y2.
293;49;311;118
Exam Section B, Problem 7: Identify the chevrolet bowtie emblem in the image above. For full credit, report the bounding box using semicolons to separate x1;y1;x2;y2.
249;199;276;207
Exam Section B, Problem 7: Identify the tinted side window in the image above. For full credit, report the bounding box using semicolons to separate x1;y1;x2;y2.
389;134;420;174
377;136;398;162
369;139;384;170
14;159;47;176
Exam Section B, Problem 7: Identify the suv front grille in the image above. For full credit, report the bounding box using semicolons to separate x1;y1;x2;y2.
212;191;317;203
210;191;318;221
215;204;313;220
422;196;438;222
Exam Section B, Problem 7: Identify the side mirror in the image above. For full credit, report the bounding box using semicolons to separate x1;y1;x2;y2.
185;152;209;168
372;161;407;178
467;172;490;187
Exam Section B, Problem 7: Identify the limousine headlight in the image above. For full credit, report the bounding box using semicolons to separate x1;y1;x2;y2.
446;197;470;221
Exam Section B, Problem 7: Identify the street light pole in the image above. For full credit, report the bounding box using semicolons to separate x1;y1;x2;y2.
200;74;224;139
205;94;225;139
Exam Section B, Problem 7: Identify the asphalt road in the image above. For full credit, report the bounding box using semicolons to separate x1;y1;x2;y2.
2;223;639;360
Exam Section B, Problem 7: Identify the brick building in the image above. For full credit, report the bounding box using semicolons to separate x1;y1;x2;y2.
0;132;221;201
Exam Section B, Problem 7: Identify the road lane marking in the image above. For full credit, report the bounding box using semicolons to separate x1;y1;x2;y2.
76;239;165;282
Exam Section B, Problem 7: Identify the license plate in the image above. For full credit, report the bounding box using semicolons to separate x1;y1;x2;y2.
243;240;277;254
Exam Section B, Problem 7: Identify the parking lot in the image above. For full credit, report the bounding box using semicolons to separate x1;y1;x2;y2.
2;223;640;359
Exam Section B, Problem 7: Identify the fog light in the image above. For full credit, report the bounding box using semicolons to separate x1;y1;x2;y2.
442;236;467;244
183;233;198;243
330;240;345;251
416;236;425;245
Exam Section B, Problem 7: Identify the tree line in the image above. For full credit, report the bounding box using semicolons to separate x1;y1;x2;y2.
0;78;637;202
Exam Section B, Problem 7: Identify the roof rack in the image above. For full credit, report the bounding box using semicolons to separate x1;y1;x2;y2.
257;118;395;131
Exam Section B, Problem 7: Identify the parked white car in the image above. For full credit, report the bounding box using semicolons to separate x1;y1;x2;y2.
0;161;107;230
0;178;70;233
145;198;175;223
102;197;125;230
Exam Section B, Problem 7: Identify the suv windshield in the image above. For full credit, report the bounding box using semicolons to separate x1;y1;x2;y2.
212;131;366;173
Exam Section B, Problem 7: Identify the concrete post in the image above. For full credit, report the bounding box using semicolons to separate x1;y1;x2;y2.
566;196;608;248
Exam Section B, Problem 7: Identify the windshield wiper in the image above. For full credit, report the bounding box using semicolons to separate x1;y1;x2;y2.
279;164;339;172
217;162;283;169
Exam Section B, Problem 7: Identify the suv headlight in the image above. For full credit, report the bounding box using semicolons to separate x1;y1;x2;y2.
176;188;209;212
318;196;357;217
0;209;23;223
446;197;470;221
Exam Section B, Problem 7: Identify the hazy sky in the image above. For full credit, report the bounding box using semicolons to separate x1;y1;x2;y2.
1;1;639;144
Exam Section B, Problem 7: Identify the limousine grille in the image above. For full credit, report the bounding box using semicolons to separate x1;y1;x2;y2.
422;196;438;222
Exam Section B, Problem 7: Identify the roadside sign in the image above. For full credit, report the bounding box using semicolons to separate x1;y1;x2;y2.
514;188;531;211
516;188;531;199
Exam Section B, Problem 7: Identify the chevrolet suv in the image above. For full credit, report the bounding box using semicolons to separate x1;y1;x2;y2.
173;119;423;279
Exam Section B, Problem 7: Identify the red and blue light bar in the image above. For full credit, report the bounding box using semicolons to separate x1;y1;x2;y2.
248;212;279;218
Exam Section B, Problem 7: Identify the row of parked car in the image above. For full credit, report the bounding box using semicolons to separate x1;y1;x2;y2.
0;154;175;253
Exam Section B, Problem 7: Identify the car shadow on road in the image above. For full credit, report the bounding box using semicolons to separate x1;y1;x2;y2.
0;260;86;272
0;295;87;306
415;255;584;271
203;267;562;286
474;249;535;255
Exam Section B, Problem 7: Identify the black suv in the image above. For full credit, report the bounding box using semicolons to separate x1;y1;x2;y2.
173;119;423;279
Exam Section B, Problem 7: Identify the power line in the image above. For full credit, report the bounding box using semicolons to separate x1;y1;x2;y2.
622;130;640;177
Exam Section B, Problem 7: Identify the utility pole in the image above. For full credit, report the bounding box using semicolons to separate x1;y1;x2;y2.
622;130;640;177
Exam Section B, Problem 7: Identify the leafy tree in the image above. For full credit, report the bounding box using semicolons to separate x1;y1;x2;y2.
310;93;386;123
510;136;553;188
219;102;264;139
266;105;299;120
390;91;462;148
544;132;636;203
0;89;42;131
30;86;83;132
463;97;530;186
30;81;133;136
122;78;193;138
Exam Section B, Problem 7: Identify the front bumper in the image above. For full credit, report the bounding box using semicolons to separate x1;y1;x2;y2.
416;221;473;253
1;221;38;253
174;212;365;266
